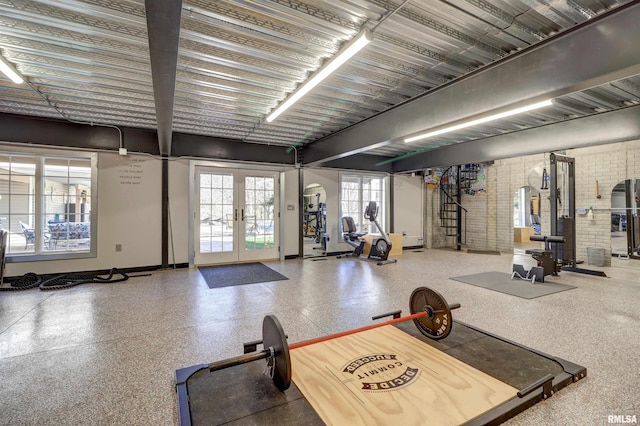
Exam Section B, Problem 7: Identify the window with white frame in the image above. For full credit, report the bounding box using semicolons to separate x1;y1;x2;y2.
0;150;96;259
340;173;386;234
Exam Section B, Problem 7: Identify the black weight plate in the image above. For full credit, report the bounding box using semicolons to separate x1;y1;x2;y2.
262;314;292;392
409;287;453;340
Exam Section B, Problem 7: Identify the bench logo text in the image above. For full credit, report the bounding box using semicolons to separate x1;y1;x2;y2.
341;353;420;392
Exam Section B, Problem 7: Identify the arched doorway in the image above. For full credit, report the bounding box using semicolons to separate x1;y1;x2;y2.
513;185;541;253
611;179;640;259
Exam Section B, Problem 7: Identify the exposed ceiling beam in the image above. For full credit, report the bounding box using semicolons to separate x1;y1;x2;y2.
303;1;640;166
391;105;640;172
145;0;182;157
172;133;294;165
0;113;159;154
320;154;393;173
0;113;300;166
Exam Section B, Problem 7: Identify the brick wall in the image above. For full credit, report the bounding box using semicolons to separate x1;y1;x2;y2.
462;192;487;248
423;139;640;265
425;187;451;248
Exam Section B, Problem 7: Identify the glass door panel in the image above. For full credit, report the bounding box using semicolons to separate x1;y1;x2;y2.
240;172;278;261
194;168;279;265
195;168;237;264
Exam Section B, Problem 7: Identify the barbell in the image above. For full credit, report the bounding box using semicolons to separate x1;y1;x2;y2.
206;286;460;392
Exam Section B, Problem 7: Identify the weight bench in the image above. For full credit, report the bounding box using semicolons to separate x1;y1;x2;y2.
512;235;565;283
529;234;565;251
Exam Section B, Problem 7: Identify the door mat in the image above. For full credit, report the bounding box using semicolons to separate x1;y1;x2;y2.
199;263;288;289
467;250;501;255
450;271;576;299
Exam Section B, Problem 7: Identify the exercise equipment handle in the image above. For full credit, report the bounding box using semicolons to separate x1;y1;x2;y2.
517;374;554;398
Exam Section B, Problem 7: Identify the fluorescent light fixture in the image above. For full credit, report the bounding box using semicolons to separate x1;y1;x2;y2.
404;99;554;143
0;54;24;84
266;30;372;123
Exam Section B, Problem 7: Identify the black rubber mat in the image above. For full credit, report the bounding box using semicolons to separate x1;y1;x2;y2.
394;321;563;390
199;263;288;289
450;271;576;299
186;363;323;425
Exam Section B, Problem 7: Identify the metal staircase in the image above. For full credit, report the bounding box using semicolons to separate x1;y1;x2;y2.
439;165;478;250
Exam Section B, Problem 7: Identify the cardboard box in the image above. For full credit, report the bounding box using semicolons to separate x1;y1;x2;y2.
363;233;402;256
514;227;535;242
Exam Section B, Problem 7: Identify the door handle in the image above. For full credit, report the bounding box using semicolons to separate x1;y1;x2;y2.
234;209;238;221
241;208;245;221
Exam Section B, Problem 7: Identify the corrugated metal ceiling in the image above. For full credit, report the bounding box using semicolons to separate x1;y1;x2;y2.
0;0;638;166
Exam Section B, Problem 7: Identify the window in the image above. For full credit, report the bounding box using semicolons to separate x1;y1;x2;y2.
340;173;386;233
0;149;96;260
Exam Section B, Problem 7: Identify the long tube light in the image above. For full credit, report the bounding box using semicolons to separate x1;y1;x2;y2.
0;54;24;84
404;99;554;143
266;30;372;123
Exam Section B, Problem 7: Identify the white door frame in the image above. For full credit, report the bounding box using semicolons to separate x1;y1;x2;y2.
189;160;285;267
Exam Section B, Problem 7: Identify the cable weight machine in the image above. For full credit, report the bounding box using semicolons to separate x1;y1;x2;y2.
530;153;605;278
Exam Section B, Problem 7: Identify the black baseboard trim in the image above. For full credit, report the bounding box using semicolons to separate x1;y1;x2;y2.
284;254;299;260
402;245;424;250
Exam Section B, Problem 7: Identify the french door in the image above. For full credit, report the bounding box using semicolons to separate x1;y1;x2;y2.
195;167;279;265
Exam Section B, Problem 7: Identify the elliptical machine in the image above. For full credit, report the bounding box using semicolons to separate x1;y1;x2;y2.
339;201;397;265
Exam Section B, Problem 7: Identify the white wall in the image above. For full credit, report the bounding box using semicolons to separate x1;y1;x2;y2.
283;168;300;257
393;175;423;247
169;159;190;264
97;153;162;267
6;152;164;276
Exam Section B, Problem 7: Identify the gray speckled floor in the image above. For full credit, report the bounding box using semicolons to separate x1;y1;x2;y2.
1;249;638;425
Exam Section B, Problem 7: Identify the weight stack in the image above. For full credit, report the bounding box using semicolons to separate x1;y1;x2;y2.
554;216;574;264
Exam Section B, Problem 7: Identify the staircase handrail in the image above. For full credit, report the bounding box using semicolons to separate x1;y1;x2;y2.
439;166;468;248
440;189;468;213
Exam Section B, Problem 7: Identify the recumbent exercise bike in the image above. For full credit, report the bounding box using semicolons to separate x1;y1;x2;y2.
338;201;397;265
